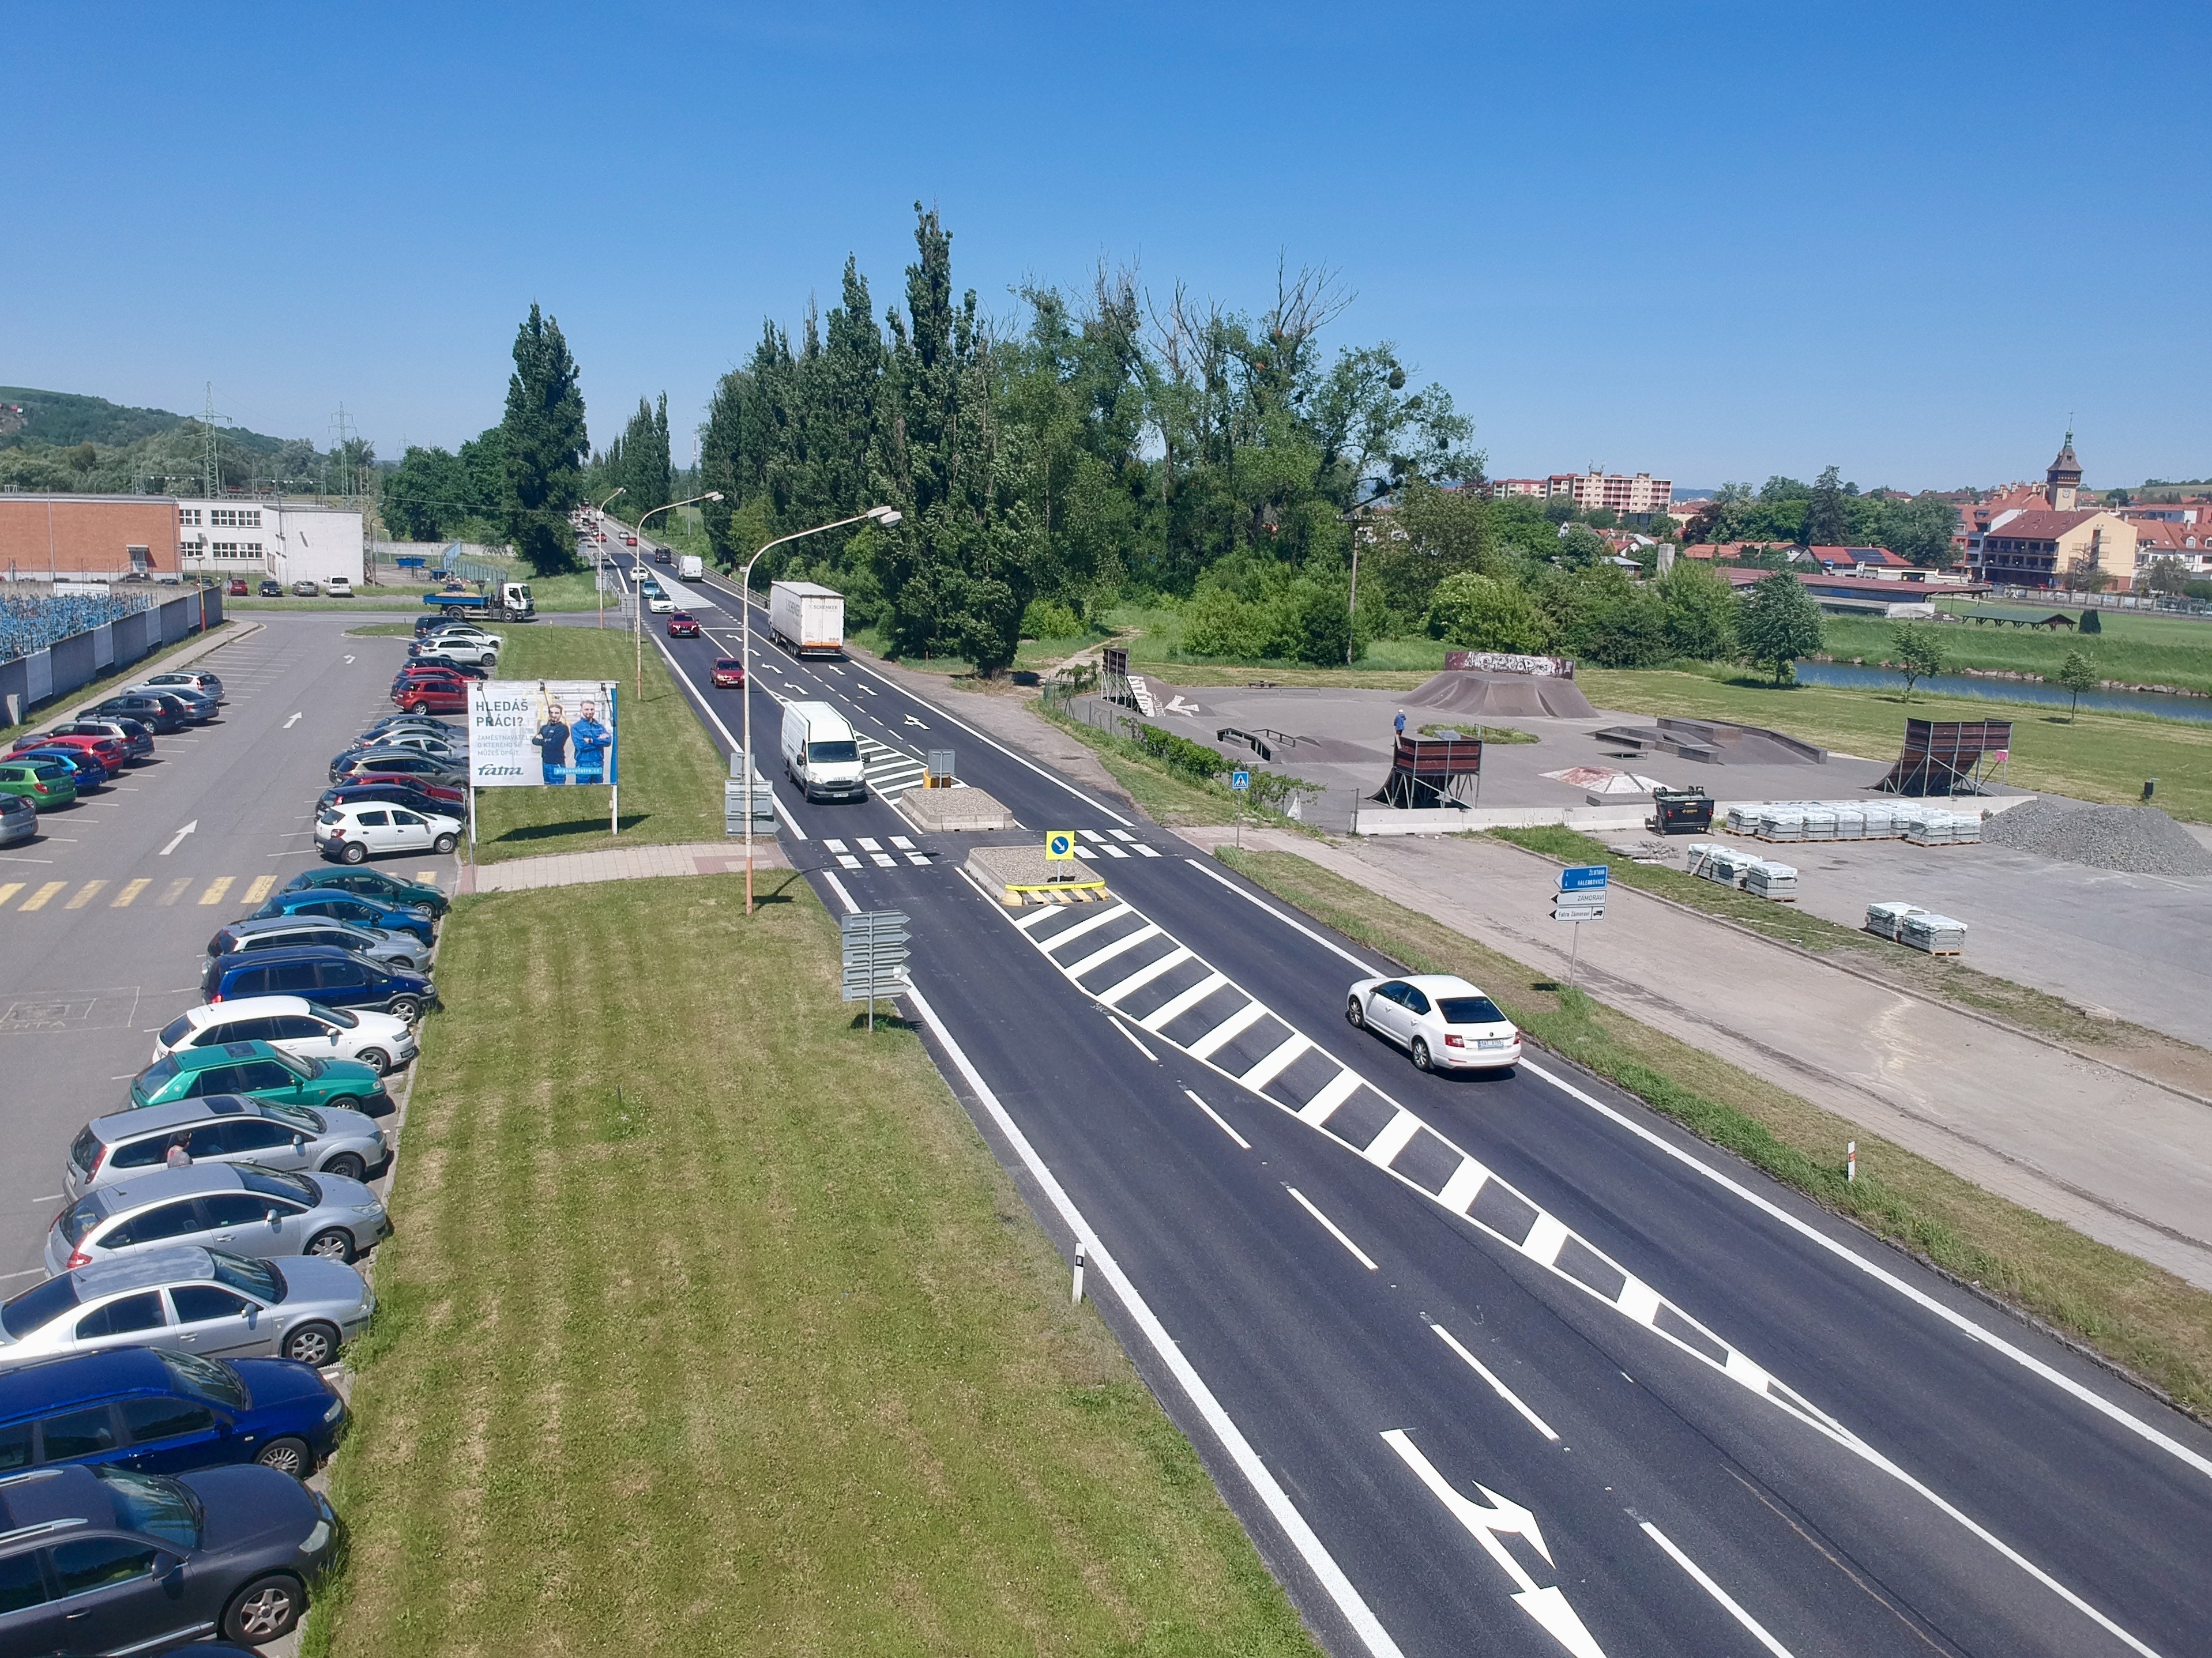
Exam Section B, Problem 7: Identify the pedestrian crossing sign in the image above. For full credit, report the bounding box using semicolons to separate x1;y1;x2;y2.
1045;830;1077;861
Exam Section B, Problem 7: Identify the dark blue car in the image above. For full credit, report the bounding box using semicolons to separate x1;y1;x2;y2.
253;889;437;945
203;945;436;1023
13;746;108;789
0;1346;345;1479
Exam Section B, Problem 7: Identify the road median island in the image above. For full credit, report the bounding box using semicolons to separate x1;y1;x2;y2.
304;871;1319;1657
1214;845;2212;1423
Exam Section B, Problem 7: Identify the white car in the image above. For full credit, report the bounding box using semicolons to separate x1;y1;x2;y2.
1345;973;1522;1072
152;994;419;1076
415;634;500;666
323;576;355;597
646;590;675;613
317;801;464;863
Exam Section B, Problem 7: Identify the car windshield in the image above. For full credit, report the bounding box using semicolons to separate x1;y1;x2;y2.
1438;996;1507;1026
57;1193;110;1246
139;1056;180;1088
1;1274;80;1340
157;1015;193;1048
155;1348;249;1411
240;1166;318;1205
807;740;859;764
92;1466;201;1550
269;1050;313;1079
259;1101;323;1133
209;1251;283;1302
306;1002;359;1029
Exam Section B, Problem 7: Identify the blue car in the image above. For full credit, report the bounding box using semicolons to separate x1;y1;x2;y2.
13;746;108;789
0;1346;346;1479
203;945;437;1023
253;889;437;946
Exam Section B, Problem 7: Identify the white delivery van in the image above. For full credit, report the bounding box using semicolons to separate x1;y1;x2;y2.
781;701;867;802
768;581;846;657
678;554;704;581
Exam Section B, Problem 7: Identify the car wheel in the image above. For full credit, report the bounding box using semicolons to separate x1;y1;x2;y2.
306;1228;356;1263
326;1095;364;1115
432;831;458;854
223;1573;305;1643
283;1320;342;1367
355;1047;390;1076
1412;1038;1434;1072
341;841;367;864
386;996;423;1023
1345;997;1366;1030
253;1435;314;1478
322;1151;368;1180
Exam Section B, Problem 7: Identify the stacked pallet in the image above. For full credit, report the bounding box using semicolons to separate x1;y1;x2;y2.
1899;911;1968;955
1745;860;1798;900
1864;900;1925;940
1724;800;1984;845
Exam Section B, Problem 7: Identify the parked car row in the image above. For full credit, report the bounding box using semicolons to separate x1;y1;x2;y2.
389;619;499;715
317;706;472;864
0;671;224;847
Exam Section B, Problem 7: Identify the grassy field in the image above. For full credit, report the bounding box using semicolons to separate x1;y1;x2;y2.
1822;606;2212;694
307;875;1318;1657
1582;666;2212;822
1217;847;2212;1422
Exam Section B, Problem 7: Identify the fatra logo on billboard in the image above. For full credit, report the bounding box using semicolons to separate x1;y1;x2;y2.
468;680;619;788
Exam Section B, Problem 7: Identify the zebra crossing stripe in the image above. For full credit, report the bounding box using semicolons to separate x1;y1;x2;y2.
1239;1033;1310;1090
20;881;67;911
1362;1110;1423;1169
1038;904;1133;952
1096;945;1192;1007
837;854;861;870
1073;845;1098;861
63;881;107;910
1063;923;1163;979
1109;829;1137;842
1099;843;1130;858
1300;1070;1363;1126
111;878;150;907
1131;844;1163;857
1138;971;1229;1033
1186;1000;1268;1060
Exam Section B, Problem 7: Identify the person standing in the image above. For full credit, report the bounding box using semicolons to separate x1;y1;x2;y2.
1394;709;1407;738
533;699;571;785
570;699;612;785
164;1133;193;1169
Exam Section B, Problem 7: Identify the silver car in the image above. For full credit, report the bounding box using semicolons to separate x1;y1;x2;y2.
47;1162;392;1277
208;913;431;973
0;1247;371;1371
65;1094;389;1203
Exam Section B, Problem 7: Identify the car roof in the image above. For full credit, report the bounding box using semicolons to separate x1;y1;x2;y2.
89;1093;267;1142
0;1347;176;1419
167;1040;281;1071
70;1246;218;1297
1402;974;1485;996
87;1162;256;1213
217;944;373;968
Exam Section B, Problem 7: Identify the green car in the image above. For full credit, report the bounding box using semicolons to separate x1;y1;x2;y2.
283;865;449;917
0;759;78;809
130;1039;389;1114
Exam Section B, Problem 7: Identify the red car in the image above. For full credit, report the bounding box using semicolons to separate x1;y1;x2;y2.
392;683;467;715
226;577;249;596
667;612;700;638
13;733;128;773
710;657;745;688
623;534;638;547
349;771;467;806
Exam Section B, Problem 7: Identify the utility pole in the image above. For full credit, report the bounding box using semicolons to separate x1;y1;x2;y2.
200;383;228;502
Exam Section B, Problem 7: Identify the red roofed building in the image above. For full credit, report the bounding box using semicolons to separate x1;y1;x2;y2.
2131;516;2212;576
1963;432;2141;588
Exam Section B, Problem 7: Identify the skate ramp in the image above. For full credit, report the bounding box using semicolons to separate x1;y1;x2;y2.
1408;671;1598;720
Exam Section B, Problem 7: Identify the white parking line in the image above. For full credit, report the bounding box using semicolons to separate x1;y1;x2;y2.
1286;1186;1378;1269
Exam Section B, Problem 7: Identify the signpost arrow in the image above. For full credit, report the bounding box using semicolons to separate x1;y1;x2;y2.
1558;864;1609;894
159;820;197;857
1551;902;1606;923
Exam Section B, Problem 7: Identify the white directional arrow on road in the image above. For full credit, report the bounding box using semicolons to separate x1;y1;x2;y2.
343;654;355;664
904;714;928;728
159;820;198;857
1164;693;1202;715
283;712;302;729
1382;1430;1609;1658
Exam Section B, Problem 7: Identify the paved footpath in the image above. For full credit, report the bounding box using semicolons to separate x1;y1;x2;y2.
457;838;788;895
1191;824;2212;1291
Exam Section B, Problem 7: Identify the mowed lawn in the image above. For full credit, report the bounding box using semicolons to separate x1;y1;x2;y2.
467;624;724;861
1581;668;2212;822
309;874;1316;1657
1822;606;2212;696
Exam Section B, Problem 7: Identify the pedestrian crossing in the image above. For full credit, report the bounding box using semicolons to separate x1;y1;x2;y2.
999;886;1821;1415
0;870;445;915
858;736;929;798
1070;828;1161;861
822;836;934;871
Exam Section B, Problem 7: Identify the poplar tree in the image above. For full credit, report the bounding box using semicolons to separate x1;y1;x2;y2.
499;303;588;574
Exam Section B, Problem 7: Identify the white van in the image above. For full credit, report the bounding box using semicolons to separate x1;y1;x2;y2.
781;701;867;802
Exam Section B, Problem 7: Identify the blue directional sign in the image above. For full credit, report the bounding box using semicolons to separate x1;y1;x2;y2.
1231;770;1251;792
1558;864;1609;893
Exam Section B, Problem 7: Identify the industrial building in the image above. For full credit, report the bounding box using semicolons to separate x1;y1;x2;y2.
0;493;363;586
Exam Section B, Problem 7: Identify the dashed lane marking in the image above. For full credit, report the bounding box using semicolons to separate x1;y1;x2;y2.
110;879;150;908
197;877;234;906
19;881;67;911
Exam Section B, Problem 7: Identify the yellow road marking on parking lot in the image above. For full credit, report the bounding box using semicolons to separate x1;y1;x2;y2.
197;876;234;906
111;878;151;908
159;877;192;906
243;875;276;903
0;883;21;909
64;880;106;910
20;881;69;911
417;869;439;883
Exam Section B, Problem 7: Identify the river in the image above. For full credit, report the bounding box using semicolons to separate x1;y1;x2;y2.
1792;659;2212;725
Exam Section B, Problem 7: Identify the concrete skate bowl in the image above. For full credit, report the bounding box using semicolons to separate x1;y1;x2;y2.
1407;671;1598;720
1590;717;1826;766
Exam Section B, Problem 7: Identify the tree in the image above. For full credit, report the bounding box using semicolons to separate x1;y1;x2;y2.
1556;523;1607;568
498;303;588;575
2078;606;2101;634
1425;572;1551;653
2140;558;2190;598
1882;493;1961;567
1737;570;1823;684
2056;649;2098;720
1655;559;1738;660
1803;465;1848;546
2061;556;2113;594
1889;621;1945;700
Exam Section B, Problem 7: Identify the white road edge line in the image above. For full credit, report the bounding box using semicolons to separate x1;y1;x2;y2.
1180;856;1391;974
652;633;806;840
1108;1015;1160;1064
1183;1088;1253;1151
1431;1322;1559;1442
901;981;1405;1658
1639;1523;1796;1658
1286;1185;1379;1270
821;870;858;915
1518;1057;2212;1487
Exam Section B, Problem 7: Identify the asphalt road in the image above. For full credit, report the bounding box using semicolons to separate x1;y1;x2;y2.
0;615;432;1284
607;545;2212;1658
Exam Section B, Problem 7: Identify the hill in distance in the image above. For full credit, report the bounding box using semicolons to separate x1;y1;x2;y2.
0;386;289;455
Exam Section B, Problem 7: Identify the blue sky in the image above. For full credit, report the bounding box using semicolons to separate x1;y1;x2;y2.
6;1;2206;491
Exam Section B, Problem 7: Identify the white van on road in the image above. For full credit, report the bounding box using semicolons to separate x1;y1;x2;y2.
781;701;867;802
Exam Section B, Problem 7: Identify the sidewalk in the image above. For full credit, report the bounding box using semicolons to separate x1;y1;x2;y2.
458;839;788;895
1189;824;2212;1292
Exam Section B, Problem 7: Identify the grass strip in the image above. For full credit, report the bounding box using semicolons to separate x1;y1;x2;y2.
1034;698;1321;835
1820;608;2212;698
309;873;1319;1657
0;617;248;750
1216;846;2212;1421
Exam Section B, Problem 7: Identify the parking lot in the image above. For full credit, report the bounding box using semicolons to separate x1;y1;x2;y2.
0;615;444;1284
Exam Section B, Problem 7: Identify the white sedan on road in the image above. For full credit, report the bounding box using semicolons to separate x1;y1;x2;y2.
1345;973;1522;1073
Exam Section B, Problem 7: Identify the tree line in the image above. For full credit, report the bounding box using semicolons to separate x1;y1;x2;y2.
1684;468;1959;564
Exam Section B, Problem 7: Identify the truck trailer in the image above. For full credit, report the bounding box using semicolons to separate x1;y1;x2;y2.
423;581;536;620
768;581;845;657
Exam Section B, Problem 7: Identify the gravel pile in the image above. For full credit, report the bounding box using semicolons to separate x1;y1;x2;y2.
1984;797;2212;876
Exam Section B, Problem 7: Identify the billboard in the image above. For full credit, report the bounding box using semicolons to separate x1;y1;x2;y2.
468;680;619;788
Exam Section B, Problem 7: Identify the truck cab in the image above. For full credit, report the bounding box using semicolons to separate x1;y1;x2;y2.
780;701;867;802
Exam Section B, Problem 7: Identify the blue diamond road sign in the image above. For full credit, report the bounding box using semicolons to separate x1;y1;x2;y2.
1558;864;1609;893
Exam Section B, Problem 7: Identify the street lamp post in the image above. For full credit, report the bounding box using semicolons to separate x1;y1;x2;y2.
594;488;625;630
629;492;725;704
740;504;901;914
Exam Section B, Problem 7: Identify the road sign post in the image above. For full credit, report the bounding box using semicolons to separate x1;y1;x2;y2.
840;909;911;1032
1551;864;1609;990
1231;769;1250;848
1044;829;1077;883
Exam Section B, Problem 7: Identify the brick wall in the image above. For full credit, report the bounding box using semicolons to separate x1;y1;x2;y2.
0;498;180;576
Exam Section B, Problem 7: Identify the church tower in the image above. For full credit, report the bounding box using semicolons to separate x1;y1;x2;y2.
2047;428;2082;511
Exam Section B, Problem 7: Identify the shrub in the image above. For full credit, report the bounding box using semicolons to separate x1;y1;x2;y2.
1021;597;1085;639
1426;572;1551;652
1134;725;1227;783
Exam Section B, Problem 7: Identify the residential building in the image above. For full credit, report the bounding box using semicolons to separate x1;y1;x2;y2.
1718;567;1990;615
1547;469;1673;519
2130;516;2212;576
1483;478;1549;499
1962;433;2139;589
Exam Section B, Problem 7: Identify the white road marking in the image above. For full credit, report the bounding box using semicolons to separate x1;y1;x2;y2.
890;836;915;850
1106;1015;1158;1063
1132;843;1162;857
905;852;929;865
871;852;896;868
1037;903;1134;951
1382;1431;1607;1658
858;838;882;851
1110;829;1137;841
1179;856;1387;972
1298;1069;1364;1126
1062;924;1163;980
1138;971;1229;1033
1096;946;1193;1007
1073;844;1097;860
823;839;848;853
1286;1186;1378;1270
821;870;858;913
1100;843;1130;858
343;654;355;664
1183;1087;1252;1150
1431;1322;1560;1441
1187;999;1269;1060
158;820;197;857
1237;1033;1310;1091
837;854;862;870
283;711;302;728
904;713;927;727
1639;1523;1795;1658
1081;830;1107;842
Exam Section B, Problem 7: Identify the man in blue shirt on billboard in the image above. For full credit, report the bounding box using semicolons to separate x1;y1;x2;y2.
533;699;571;785
571;698;613;785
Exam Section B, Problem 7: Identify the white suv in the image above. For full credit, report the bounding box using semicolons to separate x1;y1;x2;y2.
324;576;355;597
317;801;464;863
152;993;419;1075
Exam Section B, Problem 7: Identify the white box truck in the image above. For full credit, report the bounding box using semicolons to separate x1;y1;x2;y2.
678;554;704;581
781;701;867;802
769;580;845;657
